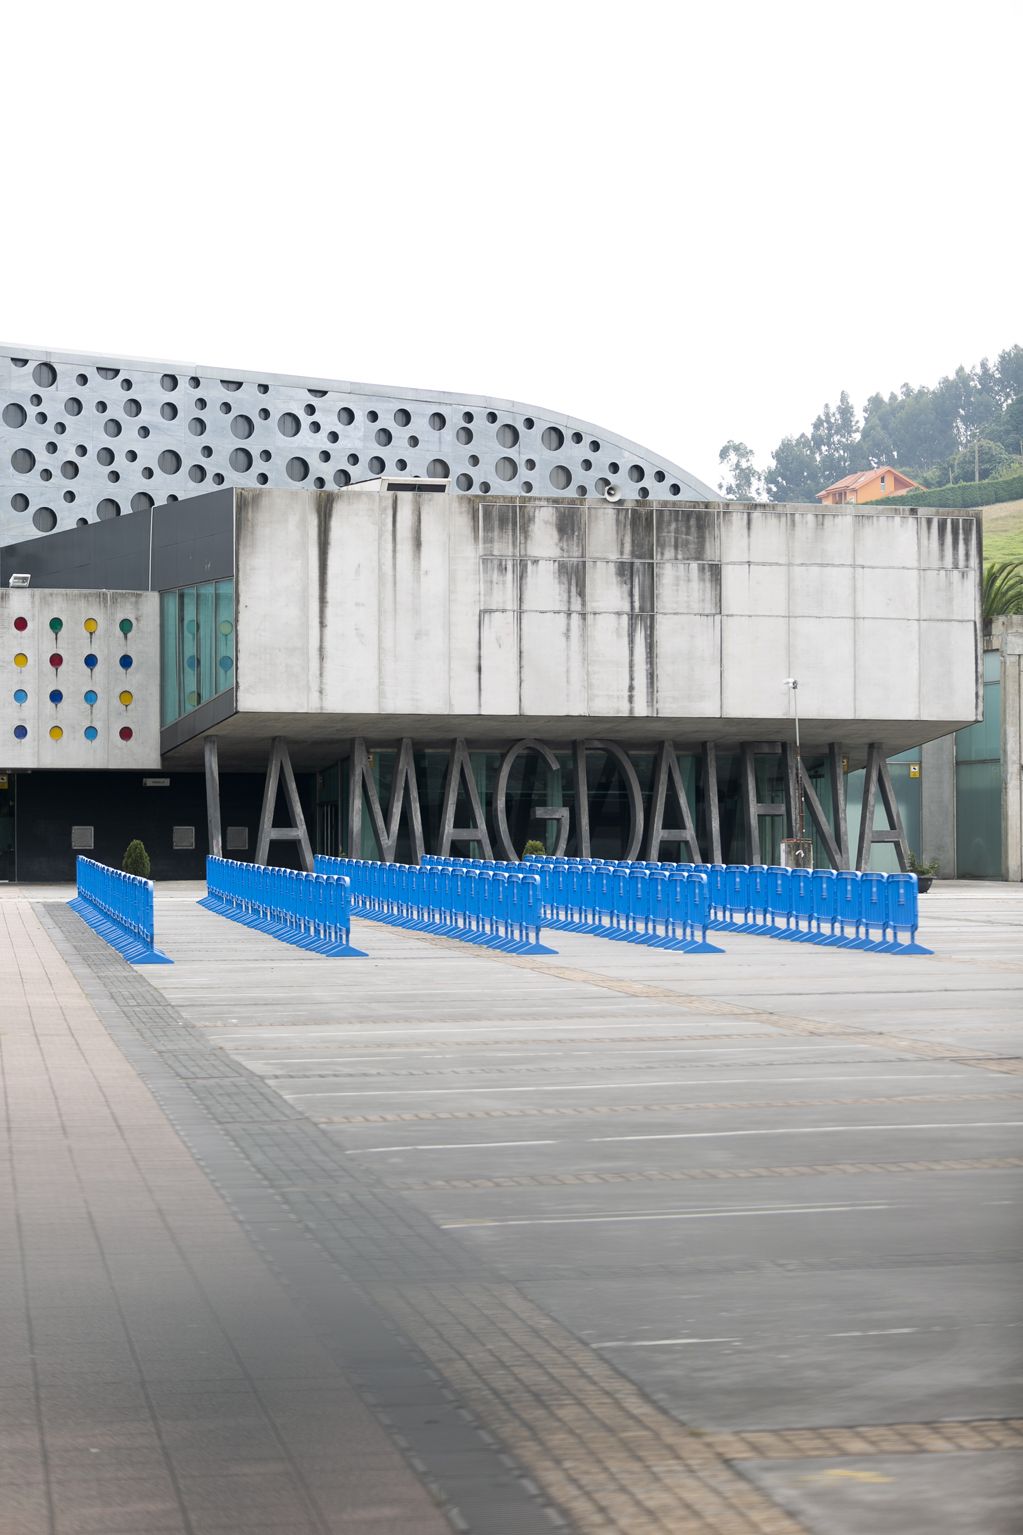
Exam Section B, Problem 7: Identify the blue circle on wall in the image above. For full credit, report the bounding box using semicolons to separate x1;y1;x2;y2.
13;725;27;740
84;725;98;742
84;653;98;669
119;654;133;671
219;655;233;672
49;689;63;705
13;688;27;705
84;689;98;706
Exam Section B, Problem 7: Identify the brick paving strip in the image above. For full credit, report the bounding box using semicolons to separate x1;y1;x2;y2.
19;899;1021;1535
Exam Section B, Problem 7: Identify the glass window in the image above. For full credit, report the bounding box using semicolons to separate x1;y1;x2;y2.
160;577;235;727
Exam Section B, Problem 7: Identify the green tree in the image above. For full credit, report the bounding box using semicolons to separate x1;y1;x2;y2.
122;840;151;878
982;562;1023;620
716;440;765;500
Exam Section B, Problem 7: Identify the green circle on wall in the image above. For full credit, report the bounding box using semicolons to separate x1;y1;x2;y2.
119;618;133;635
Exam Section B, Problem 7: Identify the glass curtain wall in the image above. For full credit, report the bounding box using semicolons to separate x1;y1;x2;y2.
955;651;1002;878
160;578;235;728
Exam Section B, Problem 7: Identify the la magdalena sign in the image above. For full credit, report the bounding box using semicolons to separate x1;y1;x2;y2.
230;737;912;875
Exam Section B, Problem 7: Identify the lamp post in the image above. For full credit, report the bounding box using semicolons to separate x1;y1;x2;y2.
783;677;806;843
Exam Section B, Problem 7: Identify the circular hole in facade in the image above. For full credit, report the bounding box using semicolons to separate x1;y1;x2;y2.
303;403;316;416
97;448;114;466
141;467;153;479
427;459;449;478
670;482;681;495
608;460;620;474
11;493;28;511
130;493;154;513
104;419;122;438
522;480;532;492
258;383;269;394
367;410;378;423
212;473;224;485
74;444;88;458
75;372;87;385
429;412;446;431
120;378;133;392
60;461;79;479
196;397;207;410
188;375;200;388
576;485;587;496
309;422;320;434
456;426;473;445
32;362;56;387
549;465;571;490
219;401;231;414
12;448;35;472
468;454;480;467
327;430;339;444
368;456;385;474
35;412;47;425
525;458;536;471
571;431;583;445
395;458;407;471
347;453;359;466
221;379;242;391
231;415;254;439
161;402;177;420
495;457;517;481
333;469;351;487
628;464;645;482
595;477;610;495
161;374;178;391
313;477;325;489
54;423;66;435
338;407;355;425
318;450;330;463
256;473;268;485
653;469;665;483
462;411;473;423
32;508;56;532
124;398;141;417
375;428;392;446
259;449;272;462
65;397;82;417
523;416;535;430
542;426;564;451
486;411;497;424
497;423;519;447
456;473;473;491
230;448;252;471
278;412;300;437
394;408;411;427
286;456;309;482
188;418;205;436
95;401;107;413
97;367;119;380
479;481;491;493
408;434;419;448
97;499;120;519
158;450;182;475
39;468;52;481
189;465;206;483
107;472;119;483
581;458;592;471
590;440;600;452
258;408;270;421
638;486;650;498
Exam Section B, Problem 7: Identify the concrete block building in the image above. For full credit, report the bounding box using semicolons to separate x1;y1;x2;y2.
0;344;987;882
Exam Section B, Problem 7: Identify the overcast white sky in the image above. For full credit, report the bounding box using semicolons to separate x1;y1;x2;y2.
5;0;1020;488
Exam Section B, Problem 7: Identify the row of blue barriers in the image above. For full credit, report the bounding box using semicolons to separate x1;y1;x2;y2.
421;856;720;953
315;856;556;955
497;859;927;951
199;857;366;956
69;856;172;964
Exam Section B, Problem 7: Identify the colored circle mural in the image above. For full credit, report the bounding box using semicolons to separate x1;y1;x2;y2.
84;617;98;634
119;726;133;742
119;654;133;671
84;689;98;706
49;617;63;634
84;653;98;670
13;688;27;705
119;690;133;707
13;616;28;632
49;689;63;705
49;725;63;741
14;653;28;668
84;725;98;742
119;618;133;636
13;725;27;740
50;653;64;669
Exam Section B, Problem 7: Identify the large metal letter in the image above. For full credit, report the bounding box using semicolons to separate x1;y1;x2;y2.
741;744;789;865
347;738;425;863
255;738;314;872
494;740;569;861
437;739;494;859
203;736;222;860
573;740;591;858
856;743;911;872
583;740;644;861
702;741;722;864
646;741;702;861
781;743;848;870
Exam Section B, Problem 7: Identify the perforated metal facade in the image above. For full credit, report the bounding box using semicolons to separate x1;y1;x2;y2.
0;345;716;542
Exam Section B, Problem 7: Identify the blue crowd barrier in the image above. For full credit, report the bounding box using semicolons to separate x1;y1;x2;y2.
199;857;366;957
315;856;556;955
515;855;930;955
68;856;172;965
425;854;722;954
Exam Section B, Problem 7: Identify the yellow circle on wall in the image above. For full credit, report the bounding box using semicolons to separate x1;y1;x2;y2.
49;725;63;741
13;652;28;668
119;690;133;707
84;618;98;634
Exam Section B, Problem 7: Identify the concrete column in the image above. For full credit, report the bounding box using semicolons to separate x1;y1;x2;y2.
1003;636;1023;882
921;733;957;880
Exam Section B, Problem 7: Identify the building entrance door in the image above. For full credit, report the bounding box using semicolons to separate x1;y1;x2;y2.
0;773;15;882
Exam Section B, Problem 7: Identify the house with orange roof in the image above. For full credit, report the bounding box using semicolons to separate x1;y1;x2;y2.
817;466;922;505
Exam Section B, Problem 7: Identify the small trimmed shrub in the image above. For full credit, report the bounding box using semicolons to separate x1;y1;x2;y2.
122;839;151;878
522;839;546;857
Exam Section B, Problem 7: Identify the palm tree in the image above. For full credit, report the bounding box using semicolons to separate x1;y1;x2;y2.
982;561;1023;621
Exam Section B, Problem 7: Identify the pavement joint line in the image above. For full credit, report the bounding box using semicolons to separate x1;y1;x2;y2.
35;899;821;1535
283;1075;1008;1100
382;1155;1023;1192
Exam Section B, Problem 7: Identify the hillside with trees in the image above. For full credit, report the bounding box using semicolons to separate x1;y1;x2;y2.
718;346;1023;504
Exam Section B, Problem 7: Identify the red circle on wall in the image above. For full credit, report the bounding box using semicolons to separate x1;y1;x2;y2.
13;616;28;632
119;726;133;741
49;653;63;669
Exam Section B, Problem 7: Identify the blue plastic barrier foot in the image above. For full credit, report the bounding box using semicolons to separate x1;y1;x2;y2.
68;898;173;965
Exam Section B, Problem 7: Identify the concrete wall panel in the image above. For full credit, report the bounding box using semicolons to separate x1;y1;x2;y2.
855;565;919;620
654;614;721;715
854;618;920;717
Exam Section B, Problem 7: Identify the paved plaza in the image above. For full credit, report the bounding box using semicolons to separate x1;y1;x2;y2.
1;881;1021;1534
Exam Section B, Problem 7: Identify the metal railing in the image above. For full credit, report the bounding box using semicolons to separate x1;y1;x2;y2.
69;857;172;964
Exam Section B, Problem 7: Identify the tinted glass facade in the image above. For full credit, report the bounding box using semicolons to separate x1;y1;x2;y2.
160;579;235;727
